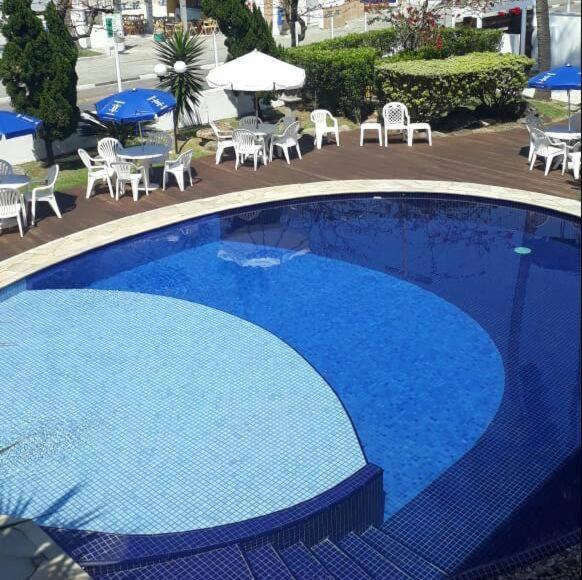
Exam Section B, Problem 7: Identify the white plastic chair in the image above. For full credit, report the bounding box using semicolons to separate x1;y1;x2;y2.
567;141;581;179
0;159;14;177
529;128;567;175
238;116;262;131
23;165;61;226
112;162;146;201
270;121;302;164
0;189;25;237
310;109;339;149
210;121;235;165
163;150;193;191
78;148;114;199
524;114;544;162
233;129;265;171
97;137;122;168
382;102;410;146
145;132;172;163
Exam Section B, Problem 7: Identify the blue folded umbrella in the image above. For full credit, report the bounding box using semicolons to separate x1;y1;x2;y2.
528;64;581;130
0;111;42;139
95;88;176;123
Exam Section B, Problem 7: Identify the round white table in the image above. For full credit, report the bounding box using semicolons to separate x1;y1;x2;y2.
118;145;167;192
545;125;581;142
0;174;31;226
252;124;278;163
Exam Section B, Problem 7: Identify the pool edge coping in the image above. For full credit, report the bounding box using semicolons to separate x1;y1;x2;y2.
0;179;579;289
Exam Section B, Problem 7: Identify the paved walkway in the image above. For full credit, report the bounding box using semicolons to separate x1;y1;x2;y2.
0;126;579;261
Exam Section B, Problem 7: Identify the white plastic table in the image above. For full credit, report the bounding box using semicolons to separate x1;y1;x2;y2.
544;125;581;142
0;174;31;225
118;144;167;192
252;124;278;163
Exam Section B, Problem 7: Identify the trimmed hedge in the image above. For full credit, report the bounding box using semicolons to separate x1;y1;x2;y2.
376;52;533;122
285;46;376;121
313;28;398;55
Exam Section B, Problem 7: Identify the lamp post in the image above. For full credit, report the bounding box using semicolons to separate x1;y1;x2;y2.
154;60;188;151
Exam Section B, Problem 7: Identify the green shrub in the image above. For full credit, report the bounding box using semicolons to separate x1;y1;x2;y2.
376;52;533;122
285;46;376;121
313;28;398;55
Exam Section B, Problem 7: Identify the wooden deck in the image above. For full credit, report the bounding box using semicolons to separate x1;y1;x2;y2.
0;127;579;262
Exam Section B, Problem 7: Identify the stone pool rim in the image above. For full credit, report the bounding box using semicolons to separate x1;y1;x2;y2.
0;179;579;291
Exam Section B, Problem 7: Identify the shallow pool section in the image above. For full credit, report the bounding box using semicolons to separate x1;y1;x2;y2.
0;289;365;533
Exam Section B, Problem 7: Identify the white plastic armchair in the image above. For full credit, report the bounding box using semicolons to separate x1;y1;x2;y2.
145;132;172;163
97;137;122;168
163;150;193;191
78;148;114;199
238;116;262;131
382;102;410;146
233;129;265;171
529;128;567;175
210;121;235;165
524;114;544;162
310;109;339;149
0;189;25;237
111;162;146;201
0;159;14;176
23;165;61;226
270;121;302;164
567;141;581;180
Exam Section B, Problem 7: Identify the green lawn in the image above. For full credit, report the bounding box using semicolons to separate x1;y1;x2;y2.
527;98;571;123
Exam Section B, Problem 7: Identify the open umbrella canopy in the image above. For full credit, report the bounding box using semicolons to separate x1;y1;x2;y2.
206;50;305;92
0;111;42;139
528;64;582;91
95;88;176;123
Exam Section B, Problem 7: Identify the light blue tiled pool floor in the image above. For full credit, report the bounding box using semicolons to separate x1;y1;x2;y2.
0;289;366;533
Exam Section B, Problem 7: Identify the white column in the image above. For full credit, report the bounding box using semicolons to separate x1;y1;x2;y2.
364;11;368;32
520;7;527;54
179;0;188;25
476;16;483;28
330;15;334;38
144;0;154;33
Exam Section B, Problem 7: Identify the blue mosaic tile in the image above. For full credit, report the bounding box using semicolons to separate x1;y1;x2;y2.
279;542;333;579
92;545;253;580
360;527;444;580
244;544;293;579
311;539;370;580
338;532;411;579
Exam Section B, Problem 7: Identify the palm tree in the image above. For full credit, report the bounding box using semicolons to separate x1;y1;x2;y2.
535;0;552;101
155;29;205;152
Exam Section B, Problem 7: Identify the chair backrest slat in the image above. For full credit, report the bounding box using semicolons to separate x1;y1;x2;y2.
0;189;20;217
98;138;122;165
238;116;262;130
0;159;14;177
233;129;259;153
383;102;409;127
310;109;334;128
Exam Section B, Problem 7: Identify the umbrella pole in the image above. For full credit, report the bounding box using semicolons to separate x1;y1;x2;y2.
568;90;571;131
254;93;259;118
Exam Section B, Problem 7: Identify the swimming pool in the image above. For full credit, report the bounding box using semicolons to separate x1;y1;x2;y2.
0;192;580;575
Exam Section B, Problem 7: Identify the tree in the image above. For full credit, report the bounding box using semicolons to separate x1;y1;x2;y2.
155;29;205;152
534;0;551;100
201;0;278;59
369;0;493;52
279;0;325;47
0;0;80;164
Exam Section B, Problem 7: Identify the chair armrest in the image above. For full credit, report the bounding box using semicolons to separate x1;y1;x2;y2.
31;183;53;195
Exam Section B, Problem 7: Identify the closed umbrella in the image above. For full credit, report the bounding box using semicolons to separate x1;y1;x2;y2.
206;50;305;115
528;64;581;130
0;112;42;139
95;88;176;140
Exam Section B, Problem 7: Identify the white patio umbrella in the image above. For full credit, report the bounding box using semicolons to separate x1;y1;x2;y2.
206;50;305;115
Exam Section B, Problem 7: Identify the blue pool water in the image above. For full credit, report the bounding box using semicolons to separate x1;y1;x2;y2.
0;193;580;573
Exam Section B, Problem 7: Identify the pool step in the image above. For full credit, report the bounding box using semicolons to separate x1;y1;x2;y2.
310;538;372;579
90;545;254;579
245;544;294;579
338;532;412;579
279;542;334;579
362;526;446;579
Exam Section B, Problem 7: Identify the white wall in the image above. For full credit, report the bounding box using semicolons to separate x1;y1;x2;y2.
532;12;581;67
